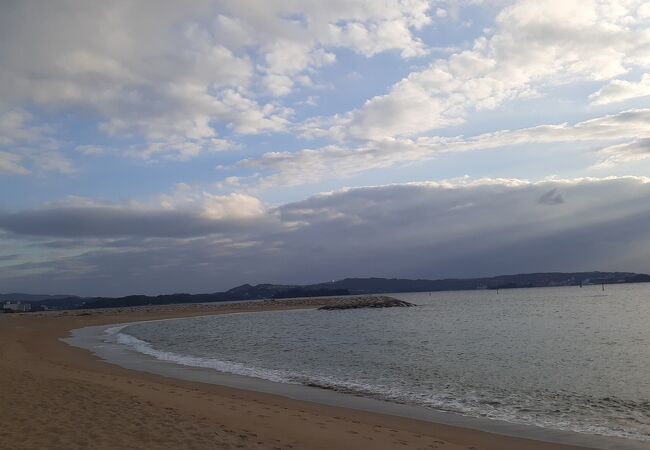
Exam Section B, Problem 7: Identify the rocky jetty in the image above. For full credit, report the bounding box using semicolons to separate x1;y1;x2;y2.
28;294;416;317
317;295;416;310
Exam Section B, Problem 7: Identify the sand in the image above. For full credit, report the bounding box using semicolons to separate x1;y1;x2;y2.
0;301;597;450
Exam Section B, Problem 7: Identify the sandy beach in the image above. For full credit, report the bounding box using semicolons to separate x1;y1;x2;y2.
0;301;598;450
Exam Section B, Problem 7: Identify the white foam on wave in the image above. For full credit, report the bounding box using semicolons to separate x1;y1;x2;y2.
111;330;291;384
292;374;650;442
106;327;649;443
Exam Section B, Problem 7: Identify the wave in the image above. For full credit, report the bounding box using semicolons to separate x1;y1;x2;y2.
107;327;650;443
109;329;292;384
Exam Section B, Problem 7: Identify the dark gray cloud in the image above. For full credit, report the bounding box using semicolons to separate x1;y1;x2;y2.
2;176;650;296
537;188;564;205
0;207;253;238
0;190;274;239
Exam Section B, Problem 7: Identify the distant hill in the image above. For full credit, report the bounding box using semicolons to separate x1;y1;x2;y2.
4;271;648;311
0;293;79;302
272;288;350;299
316;271;643;293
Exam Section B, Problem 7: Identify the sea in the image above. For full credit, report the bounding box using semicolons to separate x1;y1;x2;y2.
97;284;650;444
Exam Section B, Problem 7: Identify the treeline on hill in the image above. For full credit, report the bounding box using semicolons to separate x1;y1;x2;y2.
7;271;650;311
272;288;350;299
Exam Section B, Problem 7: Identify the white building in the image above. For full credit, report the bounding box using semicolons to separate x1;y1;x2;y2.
2;301;31;312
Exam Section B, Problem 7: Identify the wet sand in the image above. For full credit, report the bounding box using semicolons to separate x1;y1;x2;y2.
0;301;598;450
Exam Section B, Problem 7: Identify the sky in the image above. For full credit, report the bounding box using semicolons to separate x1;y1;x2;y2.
2;0;650;296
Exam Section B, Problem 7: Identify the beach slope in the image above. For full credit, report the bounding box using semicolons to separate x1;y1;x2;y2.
0;302;597;450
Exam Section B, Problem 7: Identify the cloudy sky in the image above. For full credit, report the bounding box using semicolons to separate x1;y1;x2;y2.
2;0;650;296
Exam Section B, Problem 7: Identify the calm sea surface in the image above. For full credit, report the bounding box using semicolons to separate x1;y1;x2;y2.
115;284;650;442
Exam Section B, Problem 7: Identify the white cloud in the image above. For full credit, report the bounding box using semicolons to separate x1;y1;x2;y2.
590;74;650;105
244;109;650;186
0;110;47;145
597;138;650;167
323;16;429;58
0;0;439;160
0;109;73;174
0;1;269;155
259;0;433;58
2;0;648;166
126;138;236;161
31;152;75;174
0;151;29;175
260;44;336;96
260;75;293;98
311;0;650;141
200;193;267;220
75;145;106;156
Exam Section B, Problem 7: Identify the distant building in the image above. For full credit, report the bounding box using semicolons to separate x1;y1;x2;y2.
2;301;31;312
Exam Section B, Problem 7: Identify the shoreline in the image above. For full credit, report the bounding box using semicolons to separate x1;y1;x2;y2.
0;301;642;450
67;309;647;450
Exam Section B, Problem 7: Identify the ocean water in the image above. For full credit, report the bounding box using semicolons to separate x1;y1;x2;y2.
112;284;650;442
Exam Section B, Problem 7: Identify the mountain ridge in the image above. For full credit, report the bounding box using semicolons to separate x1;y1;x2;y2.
3;271;649;311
